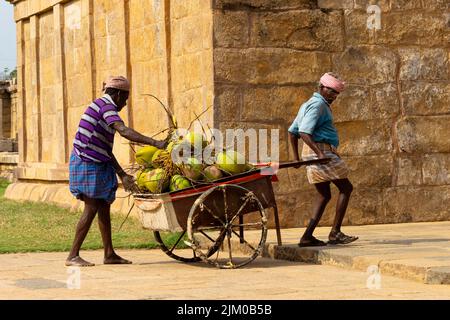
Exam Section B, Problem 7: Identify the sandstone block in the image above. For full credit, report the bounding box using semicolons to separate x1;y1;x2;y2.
345;11;448;47
218;121;290;162
353;0;390;11
241;86;315;123
396;155;422;186
333;83;399;122
344;187;384;225
344;155;394;188
318;0;353;9
172;0;202;19
383;186;450;223
333;46;398;85
396;116;450;153
401;81;450;116
214;85;242;122
337;120;392;156
274;191;315;228
213;0;315;10
250;10;344;51
214;48;332;85
213;11;249;48
181;16;204;54
421;0;450;9
399;48;449;81
422;153;450;186
390;0;422;9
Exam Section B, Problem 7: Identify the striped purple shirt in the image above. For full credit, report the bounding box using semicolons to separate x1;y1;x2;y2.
73;94;123;162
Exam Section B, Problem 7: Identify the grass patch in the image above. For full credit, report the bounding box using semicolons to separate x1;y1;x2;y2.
0;178;181;254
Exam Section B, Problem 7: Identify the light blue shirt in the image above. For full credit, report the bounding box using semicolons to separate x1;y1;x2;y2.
288;92;339;147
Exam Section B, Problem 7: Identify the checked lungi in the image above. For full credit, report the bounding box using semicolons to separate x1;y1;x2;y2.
69;151;118;204
301;142;349;184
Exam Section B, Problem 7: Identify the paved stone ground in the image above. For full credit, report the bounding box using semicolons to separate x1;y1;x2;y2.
243;221;450;285
0;222;450;300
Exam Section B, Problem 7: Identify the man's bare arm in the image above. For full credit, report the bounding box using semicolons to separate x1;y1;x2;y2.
112;122;166;149
299;133;326;159
289;132;301;162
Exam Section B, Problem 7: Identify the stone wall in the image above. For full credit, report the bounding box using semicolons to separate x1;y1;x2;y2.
4;0;450;227
212;0;450;227
5;0;214;214
7;0;214;179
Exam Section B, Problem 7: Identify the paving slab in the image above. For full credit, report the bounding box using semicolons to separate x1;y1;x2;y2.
240;221;450;285
1;249;450;299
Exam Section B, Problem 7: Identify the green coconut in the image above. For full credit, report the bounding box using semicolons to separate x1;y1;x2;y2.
181;157;203;181
135;145;159;166
216;150;247;175
143;168;170;194
151;149;169;168
203;165;223;181
136;168;152;190
184;131;208;149
170;175;192;192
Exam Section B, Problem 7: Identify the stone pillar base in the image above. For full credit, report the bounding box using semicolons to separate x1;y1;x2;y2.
0;152;19;182
4;182;138;217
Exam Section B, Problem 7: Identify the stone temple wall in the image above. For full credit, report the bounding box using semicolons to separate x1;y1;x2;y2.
212;0;450;227
4;0;450;227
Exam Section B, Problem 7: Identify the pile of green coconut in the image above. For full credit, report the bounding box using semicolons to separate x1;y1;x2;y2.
134;132;255;194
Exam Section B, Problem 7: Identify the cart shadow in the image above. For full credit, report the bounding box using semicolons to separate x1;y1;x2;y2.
136;257;316;269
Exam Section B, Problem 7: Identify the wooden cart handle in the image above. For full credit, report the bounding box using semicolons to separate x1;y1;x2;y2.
277;158;332;169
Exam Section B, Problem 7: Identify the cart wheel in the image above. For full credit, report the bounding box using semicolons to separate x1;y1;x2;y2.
153;230;221;263
186;184;268;269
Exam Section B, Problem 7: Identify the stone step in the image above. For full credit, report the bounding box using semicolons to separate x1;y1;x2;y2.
230;221;450;285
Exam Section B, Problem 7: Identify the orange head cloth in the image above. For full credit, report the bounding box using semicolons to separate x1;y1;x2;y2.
320;73;345;93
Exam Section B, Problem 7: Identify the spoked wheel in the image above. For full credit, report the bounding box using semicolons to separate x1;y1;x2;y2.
186;184;268;269
153;230;221;263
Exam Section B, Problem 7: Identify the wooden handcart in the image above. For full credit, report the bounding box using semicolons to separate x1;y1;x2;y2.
134;159;329;269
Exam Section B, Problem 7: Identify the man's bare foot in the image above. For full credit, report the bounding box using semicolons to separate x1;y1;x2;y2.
104;253;132;265
65;256;95;267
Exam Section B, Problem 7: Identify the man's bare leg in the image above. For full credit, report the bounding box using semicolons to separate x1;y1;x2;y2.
97;201;132;265
299;181;331;245
329;178;358;244
66;197;100;266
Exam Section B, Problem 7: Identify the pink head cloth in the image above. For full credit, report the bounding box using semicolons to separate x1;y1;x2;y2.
103;76;130;92
320;73;345;93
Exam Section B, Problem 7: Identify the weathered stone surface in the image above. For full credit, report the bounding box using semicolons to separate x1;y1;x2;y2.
333;46;398;85
213;11;249;48
422;153;450;186
396;155;423;186
333;83;399;122
275;190;315;227
390;0;422;9
401;81;450;116
353;0;390;11
318;0;353;9
337;120;393;156
250;10;344;51
344;155;394;188
214;85;242;122
215;48;332;84
396;116;450;153
345;11;448;47
421;0;450;9
383;186;450;223
213;0;316;10
218;121;290;162
342;187;384;225
399;48;449;81
241;85;315;123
